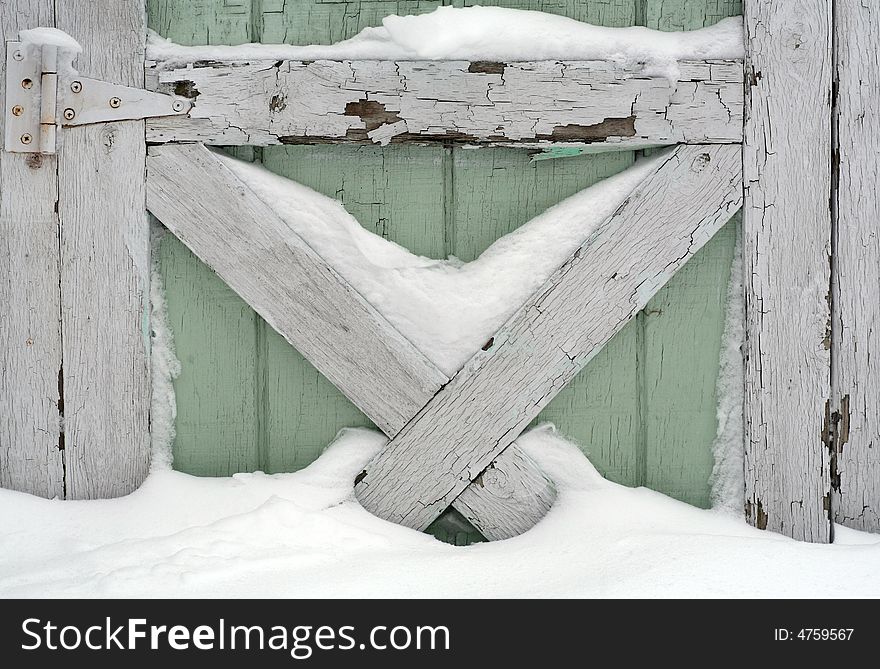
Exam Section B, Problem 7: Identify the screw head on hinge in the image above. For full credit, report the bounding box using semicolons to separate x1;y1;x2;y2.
12;50;23;61
70;81;82;93
20;133;32;145
63;108;76;121
21;78;32;89
172;100;185;112
12;105;23;117
109;97;121;109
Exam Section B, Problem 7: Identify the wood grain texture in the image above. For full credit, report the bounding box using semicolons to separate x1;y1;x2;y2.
831;0;880;533
146;58;742;149
356;144;743;531
0;0;64;498
54;1;151;499
454;444;558;540
743;0;832;542
146;143;448;435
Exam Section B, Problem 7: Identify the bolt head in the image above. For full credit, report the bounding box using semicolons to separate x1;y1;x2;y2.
109;97;121;109
21;78;32;89
20;133;32;145
63;108;76;121
12;50;23;61
70;81;82;93
11;105;23;116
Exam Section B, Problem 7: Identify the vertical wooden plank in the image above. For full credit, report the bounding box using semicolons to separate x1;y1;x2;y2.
642;0;741;31
743;0;832;541
149;1;262;476
832;0;880;533
0;1;64;498
261;2;444;45
147;0;253;45
640;1;741;508
643;223;737;507
55;0;151;498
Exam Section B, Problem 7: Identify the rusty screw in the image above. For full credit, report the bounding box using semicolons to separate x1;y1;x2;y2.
21;78;32;89
12;105;23;116
12;50;23;61
63;108;76;121
70;80;82;93
20;133;32;145
109;97;121;108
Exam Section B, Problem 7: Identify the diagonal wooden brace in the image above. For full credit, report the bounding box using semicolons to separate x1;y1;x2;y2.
145;143;555;539
354;144;743;532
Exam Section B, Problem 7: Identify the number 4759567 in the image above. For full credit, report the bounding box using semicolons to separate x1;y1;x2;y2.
774;629;854;641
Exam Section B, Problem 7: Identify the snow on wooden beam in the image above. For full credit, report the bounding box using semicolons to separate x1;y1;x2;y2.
144;58;743;149
145;143;555;540
743;0;833;543
355;144;743;533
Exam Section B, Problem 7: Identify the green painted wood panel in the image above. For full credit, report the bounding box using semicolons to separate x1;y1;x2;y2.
149;2;262;475
149;0;742;520
638;0;741;507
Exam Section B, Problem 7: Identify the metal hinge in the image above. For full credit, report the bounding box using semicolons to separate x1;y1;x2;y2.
5;37;191;154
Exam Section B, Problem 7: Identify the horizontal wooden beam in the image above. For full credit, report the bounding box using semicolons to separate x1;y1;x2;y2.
145;144;554;540
145;59;743;149
355;144;743;532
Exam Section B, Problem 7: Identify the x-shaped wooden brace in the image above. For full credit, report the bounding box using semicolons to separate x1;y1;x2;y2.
146;142;741;540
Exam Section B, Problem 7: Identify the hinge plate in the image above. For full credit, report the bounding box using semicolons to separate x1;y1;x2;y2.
5;35;192;154
59;76;190;128
5;41;47;153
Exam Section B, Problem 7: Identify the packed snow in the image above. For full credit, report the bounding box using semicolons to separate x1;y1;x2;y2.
0;425;877;598
147;6;743;82
220;150;661;375
19;27;82;54
710;232;745;513
148;225;181;472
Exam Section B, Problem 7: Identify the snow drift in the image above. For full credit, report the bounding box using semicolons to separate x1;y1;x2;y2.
1;426;877;598
148;6;744;84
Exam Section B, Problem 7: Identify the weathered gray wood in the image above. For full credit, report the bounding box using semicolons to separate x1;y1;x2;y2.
355;144;742;532
742;0;833;542
145;58;743;149
832;0;880;533
454;445;559;541
146;143;447;436
56;0;151;498
146;143;555;538
0;1;64;498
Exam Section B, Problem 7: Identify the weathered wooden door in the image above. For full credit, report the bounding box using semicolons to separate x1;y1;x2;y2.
149;0;742;528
